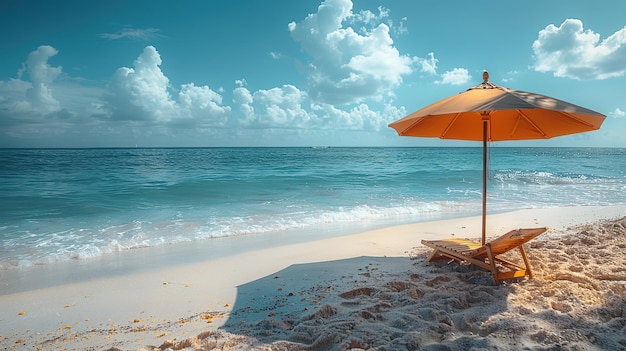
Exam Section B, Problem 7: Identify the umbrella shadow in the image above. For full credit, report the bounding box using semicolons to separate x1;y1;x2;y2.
220;254;515;350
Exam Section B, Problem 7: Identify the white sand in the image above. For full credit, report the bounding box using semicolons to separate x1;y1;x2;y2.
1;205;625;351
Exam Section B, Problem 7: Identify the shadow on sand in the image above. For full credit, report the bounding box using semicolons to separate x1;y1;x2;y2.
220;253;511;350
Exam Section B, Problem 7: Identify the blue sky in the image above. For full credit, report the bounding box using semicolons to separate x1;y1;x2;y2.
1;0;625;148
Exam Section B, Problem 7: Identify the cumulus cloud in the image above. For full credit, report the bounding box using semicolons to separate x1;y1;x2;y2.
108;46;175;122
287;0;418;105
177;83;230;126
435;68;471;85
16;45;63;113
236;84;311;127
0;45;111;144
231;81;403;132
310;101;403;131
532;19;626;80
106;46;230;126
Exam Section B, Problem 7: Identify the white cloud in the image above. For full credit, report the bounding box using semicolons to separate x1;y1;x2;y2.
501;70;519;83
532;19;626;80
177;83;229;126
231;82;402;132
287;0;416;105
108;46;175;122
0;78;35;116
418;52;438;75
610;108;625;118
100;27;164;41
20;45;62;113
232;85;255;125
435;68;471;85
106;46;230;125
3;47;105;120
0;45;95;141
311;102;403;131
390;16;409;36
233;84;318;128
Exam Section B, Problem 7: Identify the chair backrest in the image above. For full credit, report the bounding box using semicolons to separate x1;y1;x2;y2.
472;227;547;258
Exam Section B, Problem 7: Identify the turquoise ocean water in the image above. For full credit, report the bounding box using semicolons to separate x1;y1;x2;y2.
0;147;624;270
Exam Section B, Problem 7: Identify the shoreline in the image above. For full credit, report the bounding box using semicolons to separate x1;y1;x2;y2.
1;204;625;350
3;204;624;293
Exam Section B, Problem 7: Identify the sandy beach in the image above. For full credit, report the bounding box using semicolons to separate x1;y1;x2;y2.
1;205;625;351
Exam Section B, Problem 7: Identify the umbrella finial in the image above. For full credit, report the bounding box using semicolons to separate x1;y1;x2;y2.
473;71;498;89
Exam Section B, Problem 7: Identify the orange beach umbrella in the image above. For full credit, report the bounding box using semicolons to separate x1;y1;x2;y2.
389;72;606;244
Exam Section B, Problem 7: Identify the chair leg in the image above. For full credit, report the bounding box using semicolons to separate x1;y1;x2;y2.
519;245;533;279
426;249;443;262
485;243;500;284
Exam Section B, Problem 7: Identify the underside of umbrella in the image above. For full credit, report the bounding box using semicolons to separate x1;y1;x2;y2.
389;86;606;142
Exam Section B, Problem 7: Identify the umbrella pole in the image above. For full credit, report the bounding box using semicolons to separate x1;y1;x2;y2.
482;119;488;245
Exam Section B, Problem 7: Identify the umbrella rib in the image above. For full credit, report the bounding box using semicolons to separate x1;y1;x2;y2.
517;110;548;138
561;112;596;128
440;113;461;138
510;114;521;137
398;116;428;136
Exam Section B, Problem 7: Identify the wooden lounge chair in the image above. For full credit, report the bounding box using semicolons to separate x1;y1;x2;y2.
421;227;547;284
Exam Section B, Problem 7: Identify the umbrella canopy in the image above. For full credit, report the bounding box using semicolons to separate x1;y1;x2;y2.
389;72;606;244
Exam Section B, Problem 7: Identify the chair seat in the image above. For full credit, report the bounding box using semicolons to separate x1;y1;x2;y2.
421;227;547;284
